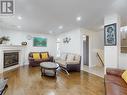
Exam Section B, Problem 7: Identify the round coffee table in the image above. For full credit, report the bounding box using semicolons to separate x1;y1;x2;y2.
40;62;59;77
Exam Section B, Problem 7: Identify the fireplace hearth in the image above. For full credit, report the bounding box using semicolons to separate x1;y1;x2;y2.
4;52;19;68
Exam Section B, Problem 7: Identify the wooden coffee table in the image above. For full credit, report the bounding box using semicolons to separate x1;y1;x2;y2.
40;62;59;77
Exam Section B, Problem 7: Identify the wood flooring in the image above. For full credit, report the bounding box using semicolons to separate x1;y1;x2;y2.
0;66;105;95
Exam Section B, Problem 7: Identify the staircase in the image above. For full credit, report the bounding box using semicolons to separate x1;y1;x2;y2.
97;49;104;66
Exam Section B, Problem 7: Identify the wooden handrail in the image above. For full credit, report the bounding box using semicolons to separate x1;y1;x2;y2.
97;53;104;66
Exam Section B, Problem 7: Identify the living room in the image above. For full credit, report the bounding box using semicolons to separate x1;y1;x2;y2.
0;0;127;95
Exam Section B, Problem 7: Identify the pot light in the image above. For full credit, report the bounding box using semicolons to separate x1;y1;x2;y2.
17;16;22;20
17;25;21;28
49;30;53;34
76;16;82;21
58;26;63;29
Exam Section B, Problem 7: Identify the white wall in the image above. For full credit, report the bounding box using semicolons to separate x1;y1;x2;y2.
57;29;81;55
0;29;57;64
119;54;127;69
95;30;104;49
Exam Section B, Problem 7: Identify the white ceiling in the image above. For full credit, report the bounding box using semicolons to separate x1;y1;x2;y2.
0;0;127;34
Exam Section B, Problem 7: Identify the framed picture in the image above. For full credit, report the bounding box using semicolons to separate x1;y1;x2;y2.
33;37;47;47
104;23;117;46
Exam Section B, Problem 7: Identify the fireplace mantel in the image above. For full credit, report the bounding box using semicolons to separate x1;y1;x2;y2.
0;45;26;73
0;45;25;49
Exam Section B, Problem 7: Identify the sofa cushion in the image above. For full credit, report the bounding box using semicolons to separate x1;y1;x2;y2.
33;53;40;59
105;75;127;88
66;61;79;65
34;59;43;63
74;55;80;62
67;54;74;61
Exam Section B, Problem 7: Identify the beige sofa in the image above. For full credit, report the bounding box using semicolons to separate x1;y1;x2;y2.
55;53;81;74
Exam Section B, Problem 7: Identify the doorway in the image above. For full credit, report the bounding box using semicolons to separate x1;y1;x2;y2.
83;35;89;66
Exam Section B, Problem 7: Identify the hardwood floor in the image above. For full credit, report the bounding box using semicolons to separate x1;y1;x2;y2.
1;66;105;95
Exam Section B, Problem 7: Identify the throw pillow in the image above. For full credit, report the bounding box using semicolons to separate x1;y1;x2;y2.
67;54;74;62
41;53;49;60
33;53;40;59
122;70;127;83
74;55;80;62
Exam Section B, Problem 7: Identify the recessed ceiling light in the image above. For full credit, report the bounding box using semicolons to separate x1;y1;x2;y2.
49;30;53;34
76;16;82;21
17;16;22;20
58;26;63;29
17;25;21;28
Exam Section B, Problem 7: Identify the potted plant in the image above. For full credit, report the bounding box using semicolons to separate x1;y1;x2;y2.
0;36;10;44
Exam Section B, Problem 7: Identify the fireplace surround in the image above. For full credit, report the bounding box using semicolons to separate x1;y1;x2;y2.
0;45;26;73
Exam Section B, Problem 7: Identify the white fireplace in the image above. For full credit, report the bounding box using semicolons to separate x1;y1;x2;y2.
0;45;26;73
